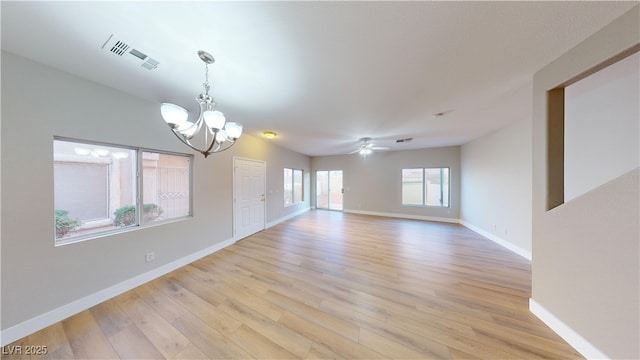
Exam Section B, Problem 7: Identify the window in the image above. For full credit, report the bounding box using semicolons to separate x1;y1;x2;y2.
142;152;191;224
293;168;303;203
54;138;192;244
401;168;449;207
284;168;303;206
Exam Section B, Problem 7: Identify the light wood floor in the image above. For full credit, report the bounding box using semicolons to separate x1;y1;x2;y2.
3;211;582;359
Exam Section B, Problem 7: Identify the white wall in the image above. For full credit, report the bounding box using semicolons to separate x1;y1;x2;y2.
0;51;310;342
460;87;533;259
564;51;640;202
531;6;639;359
311;146;460;222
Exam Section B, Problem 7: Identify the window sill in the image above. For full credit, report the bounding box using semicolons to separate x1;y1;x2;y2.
54;215;193;247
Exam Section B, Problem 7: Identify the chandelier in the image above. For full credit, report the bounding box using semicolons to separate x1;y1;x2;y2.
160;50;243;157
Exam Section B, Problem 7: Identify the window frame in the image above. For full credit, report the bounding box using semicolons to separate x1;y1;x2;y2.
53;137;193;246
284;167;304;207
401;167;450;208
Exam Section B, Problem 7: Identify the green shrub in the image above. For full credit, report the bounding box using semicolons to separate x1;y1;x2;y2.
113;205;136;227
55;210;81;239
113;204;163;227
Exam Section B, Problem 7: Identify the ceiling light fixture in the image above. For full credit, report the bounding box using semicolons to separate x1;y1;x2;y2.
263;131;277;139
350;137;389;156
160;50;243;158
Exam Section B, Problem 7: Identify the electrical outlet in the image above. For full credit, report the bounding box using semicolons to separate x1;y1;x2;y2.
145;251;155;263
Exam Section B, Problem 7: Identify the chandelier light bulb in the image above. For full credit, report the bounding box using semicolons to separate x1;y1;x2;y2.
225;122;243;139
161;103;188;127
177;121;197;138
216;129;228;143
203;110;226;130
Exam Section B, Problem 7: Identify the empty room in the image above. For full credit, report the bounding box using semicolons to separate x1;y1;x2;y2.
1;2;638;359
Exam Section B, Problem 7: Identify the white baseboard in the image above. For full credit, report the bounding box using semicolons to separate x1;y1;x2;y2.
460;220;532;260
0;238;235;347
529;298;608;359
266;207;310;229
343;209;459;224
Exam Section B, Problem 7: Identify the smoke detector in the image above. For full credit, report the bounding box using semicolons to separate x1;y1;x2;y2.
101;34;159;70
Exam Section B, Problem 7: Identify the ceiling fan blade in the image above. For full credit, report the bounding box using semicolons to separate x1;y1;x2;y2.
349;137;385;155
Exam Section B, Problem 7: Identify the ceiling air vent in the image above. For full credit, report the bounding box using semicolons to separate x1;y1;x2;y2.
396;137;413;143
101;34;159;71
109;40;130;56
141;57;160;70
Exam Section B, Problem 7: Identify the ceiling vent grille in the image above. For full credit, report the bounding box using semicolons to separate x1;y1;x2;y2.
141;57;160;70
102;34;159;71
110;40;129;56
396;137;413;143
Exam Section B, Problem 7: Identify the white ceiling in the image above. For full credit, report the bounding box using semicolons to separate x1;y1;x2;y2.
1;1;636;156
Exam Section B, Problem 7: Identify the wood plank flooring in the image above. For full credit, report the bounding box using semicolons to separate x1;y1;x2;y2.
2;211;583;359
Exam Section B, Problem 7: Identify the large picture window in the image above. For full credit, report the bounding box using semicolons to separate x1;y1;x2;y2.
54;138;192;244
284;168;303;206
401;168;450;207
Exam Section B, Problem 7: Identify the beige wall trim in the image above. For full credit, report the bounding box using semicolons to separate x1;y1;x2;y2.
529;299;608;359
0;237;235;347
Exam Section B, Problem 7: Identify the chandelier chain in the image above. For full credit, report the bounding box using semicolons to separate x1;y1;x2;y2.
203;63;210;95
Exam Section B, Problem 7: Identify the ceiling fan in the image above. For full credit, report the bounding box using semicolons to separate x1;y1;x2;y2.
349;137;389;155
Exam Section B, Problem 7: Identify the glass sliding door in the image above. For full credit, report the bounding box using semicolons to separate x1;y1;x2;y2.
316;170;343;211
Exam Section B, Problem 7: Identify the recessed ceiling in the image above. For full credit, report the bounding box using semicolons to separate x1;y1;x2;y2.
1;1;636;156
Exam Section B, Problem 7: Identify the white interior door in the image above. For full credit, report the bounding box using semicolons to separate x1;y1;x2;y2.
234;158;266;241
